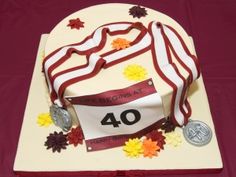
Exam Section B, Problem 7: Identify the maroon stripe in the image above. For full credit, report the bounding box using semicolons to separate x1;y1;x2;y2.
184;99;192;125
68;79;156;106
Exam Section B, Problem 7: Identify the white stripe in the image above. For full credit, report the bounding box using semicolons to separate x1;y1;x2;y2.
183;103;188;113
53;54;101;96
74;38;96;51
106;23;131;32
152;22;185;125
163;26;198;81
104;33;151;63
93;28;103;46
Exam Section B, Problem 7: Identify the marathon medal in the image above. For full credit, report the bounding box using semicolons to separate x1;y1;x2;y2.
50;104;72;131
183;120;212;146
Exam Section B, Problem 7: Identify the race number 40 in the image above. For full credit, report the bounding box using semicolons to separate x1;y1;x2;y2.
101;109;141;127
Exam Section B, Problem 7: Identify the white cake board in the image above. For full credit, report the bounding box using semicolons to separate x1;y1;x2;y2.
13;34;222;176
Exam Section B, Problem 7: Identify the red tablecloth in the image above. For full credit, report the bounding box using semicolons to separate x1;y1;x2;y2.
1;0;236;177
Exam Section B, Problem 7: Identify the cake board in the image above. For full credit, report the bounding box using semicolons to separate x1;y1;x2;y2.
13;34;222;176
14;3;222;176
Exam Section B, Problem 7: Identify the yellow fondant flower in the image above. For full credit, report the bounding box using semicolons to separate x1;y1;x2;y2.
37;113;53;127
112;38;131;50
123;64;147;81
165;131;182;147
123;138;143;158
142;138;160;158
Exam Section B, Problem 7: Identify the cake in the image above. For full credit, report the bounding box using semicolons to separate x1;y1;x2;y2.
14;3;222;176
42;6;200;152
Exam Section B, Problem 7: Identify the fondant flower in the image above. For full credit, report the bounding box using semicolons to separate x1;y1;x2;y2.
67;126;84;147
165;131;182;147
123;64;147;81
123;138;143;158
146;130;166;150
142;138;160;158
45;131;68;153
129;5;148;19
67;18;84;30
161;117;177;133
37;113;53;127
111;38;131;50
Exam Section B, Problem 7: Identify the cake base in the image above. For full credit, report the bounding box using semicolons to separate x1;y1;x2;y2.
13;35;222;176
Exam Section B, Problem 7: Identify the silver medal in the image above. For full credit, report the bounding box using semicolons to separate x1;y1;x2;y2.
183;120;212;146
50;104;72;132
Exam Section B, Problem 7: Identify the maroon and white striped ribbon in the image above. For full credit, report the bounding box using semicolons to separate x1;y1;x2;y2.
149;21;200;126
43;21;200;126
43;22;136;91
43;22;150;107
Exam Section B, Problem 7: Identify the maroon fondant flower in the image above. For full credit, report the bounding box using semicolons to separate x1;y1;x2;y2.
129;5;148;18
67;126;84;147
146;130;166;150
45;131;68;153
67;18;84;30
160;117;177;133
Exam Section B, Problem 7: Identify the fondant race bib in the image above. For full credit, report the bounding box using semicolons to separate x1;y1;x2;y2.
67;79;165;151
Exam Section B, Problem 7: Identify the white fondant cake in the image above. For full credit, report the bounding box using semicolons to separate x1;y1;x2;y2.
43;3;200;151
13;3;222;176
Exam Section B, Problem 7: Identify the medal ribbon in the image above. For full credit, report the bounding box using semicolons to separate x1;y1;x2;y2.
149;21;200;126
43;22;150;107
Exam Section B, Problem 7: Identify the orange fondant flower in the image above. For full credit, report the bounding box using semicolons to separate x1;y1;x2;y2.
142;138;160;158
112;38;131;50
